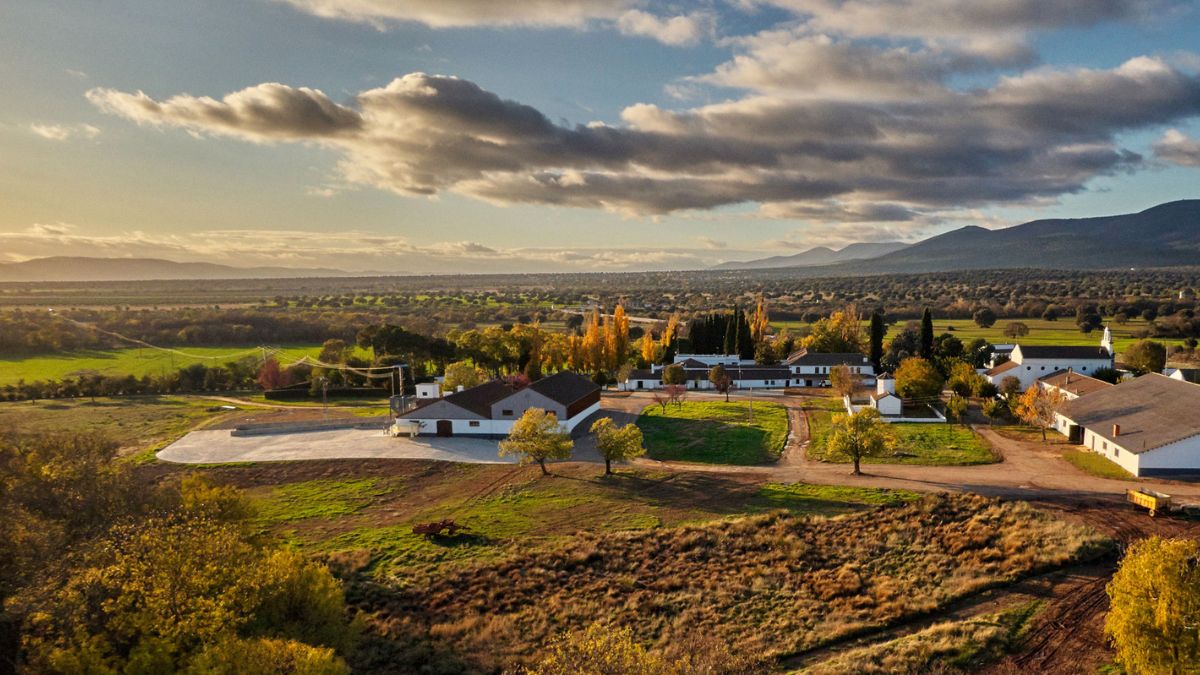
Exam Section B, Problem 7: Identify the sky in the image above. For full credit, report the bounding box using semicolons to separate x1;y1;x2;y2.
1;0;1199;274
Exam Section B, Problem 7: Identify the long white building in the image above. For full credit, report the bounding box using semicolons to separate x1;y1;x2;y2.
619;351;874;391
986;329;1113;391
1054;374;1200;477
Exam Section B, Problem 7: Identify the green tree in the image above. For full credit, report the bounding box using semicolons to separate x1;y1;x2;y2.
919;308;934;359
981;398;1005;425
499;408;574;475
1003;322;1030;340
869;312;886;370
190;637;349;675
999;375;1022;399
1091;367;1121;384
894;357;944;401
1124;339;1167;376
317;339;350;364
15;517;355;674
661;364;687;386
708;364;734;402
442;360;486;391
972;307;997;329
1106;537;1200;674
829;363;857;400
827;408;890;475
945;394;968;425
590;417;647;475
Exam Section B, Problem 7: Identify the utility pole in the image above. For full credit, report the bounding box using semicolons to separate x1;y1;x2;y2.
321;377;328;421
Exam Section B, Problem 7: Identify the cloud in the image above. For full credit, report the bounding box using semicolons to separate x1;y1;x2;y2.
755;0;1180;43
1154;128;1200;166
85;83;362;142
29;123;101;141
696;236;728;249
698;31;1013;98
90;58;1200;217
616;10;714;46
0;224;749;272
273;0;632;28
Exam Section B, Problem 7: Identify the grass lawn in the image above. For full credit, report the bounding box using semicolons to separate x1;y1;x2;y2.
1062;448;1136;480
0;344;356;386
0;395;258;462
806;397;997;465
772;317;1186;359
210;462;921;576
992;424;1068;445
638;400;789;464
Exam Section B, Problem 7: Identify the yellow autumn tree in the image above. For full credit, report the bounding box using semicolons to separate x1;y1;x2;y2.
1106;537;1200;674
751;295;770;344
802;306;863;353
1013;384;1065;441
640;334;657;365
660;313;679;352
581;310;603;374
603;303;630;372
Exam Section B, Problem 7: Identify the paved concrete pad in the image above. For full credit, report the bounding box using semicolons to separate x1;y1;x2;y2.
163;428;507;464
158;427;604;465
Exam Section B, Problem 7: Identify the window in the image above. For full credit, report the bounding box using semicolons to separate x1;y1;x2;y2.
502;409;513;416
1103;441;1108;450
469;421;480;427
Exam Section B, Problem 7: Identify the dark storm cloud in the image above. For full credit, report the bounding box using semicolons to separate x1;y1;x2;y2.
91;59;1200;215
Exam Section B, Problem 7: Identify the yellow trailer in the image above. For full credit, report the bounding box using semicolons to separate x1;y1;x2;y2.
1127;489;1172;517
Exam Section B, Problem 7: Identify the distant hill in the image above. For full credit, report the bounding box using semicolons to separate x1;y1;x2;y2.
734;200;1200;276
0;257;349;282
715;241;909;270
848;200;1200;274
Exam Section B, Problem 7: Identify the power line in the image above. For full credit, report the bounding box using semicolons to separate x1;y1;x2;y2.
48;308;406;380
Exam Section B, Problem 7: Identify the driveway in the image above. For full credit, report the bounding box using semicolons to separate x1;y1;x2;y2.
158;427;603;465
161;389;1200;503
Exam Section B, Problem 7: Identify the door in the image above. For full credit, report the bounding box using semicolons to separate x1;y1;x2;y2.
436;420;453;437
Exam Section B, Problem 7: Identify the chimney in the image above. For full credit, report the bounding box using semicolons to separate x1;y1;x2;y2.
1112;424;1121;437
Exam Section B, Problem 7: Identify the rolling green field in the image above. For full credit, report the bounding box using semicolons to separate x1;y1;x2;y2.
0;396;257;462
773;317;1186;356
0;344;351;386
805;396;998;465
639;400;789;465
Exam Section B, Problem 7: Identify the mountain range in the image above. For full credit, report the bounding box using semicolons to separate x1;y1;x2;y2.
712;242;909;270
0;257;348;282
1;200;1197;281
717;199;1200;274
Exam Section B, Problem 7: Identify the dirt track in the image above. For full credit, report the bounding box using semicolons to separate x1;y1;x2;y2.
988;496;1200;674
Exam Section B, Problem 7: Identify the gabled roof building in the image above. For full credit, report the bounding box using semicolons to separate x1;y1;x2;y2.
395;371;601;438
1054;374;1200;476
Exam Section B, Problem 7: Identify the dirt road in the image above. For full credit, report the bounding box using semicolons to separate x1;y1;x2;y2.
608;391;1200;502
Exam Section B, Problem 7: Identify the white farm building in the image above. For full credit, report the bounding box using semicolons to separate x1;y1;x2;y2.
1054;374;1200;477
986;329;1113;392
394;371;600;438
619;350;874;391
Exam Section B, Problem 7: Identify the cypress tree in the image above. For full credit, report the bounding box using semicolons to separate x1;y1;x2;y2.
723;309;737;355
737;309;754;360
870;311;885;370
919;307;934;359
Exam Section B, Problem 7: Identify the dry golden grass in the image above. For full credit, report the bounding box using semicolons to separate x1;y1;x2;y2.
357;494;1108;672
802;602;1041;674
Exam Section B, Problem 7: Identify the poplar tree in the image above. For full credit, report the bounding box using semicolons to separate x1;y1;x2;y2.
919;307;934;359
